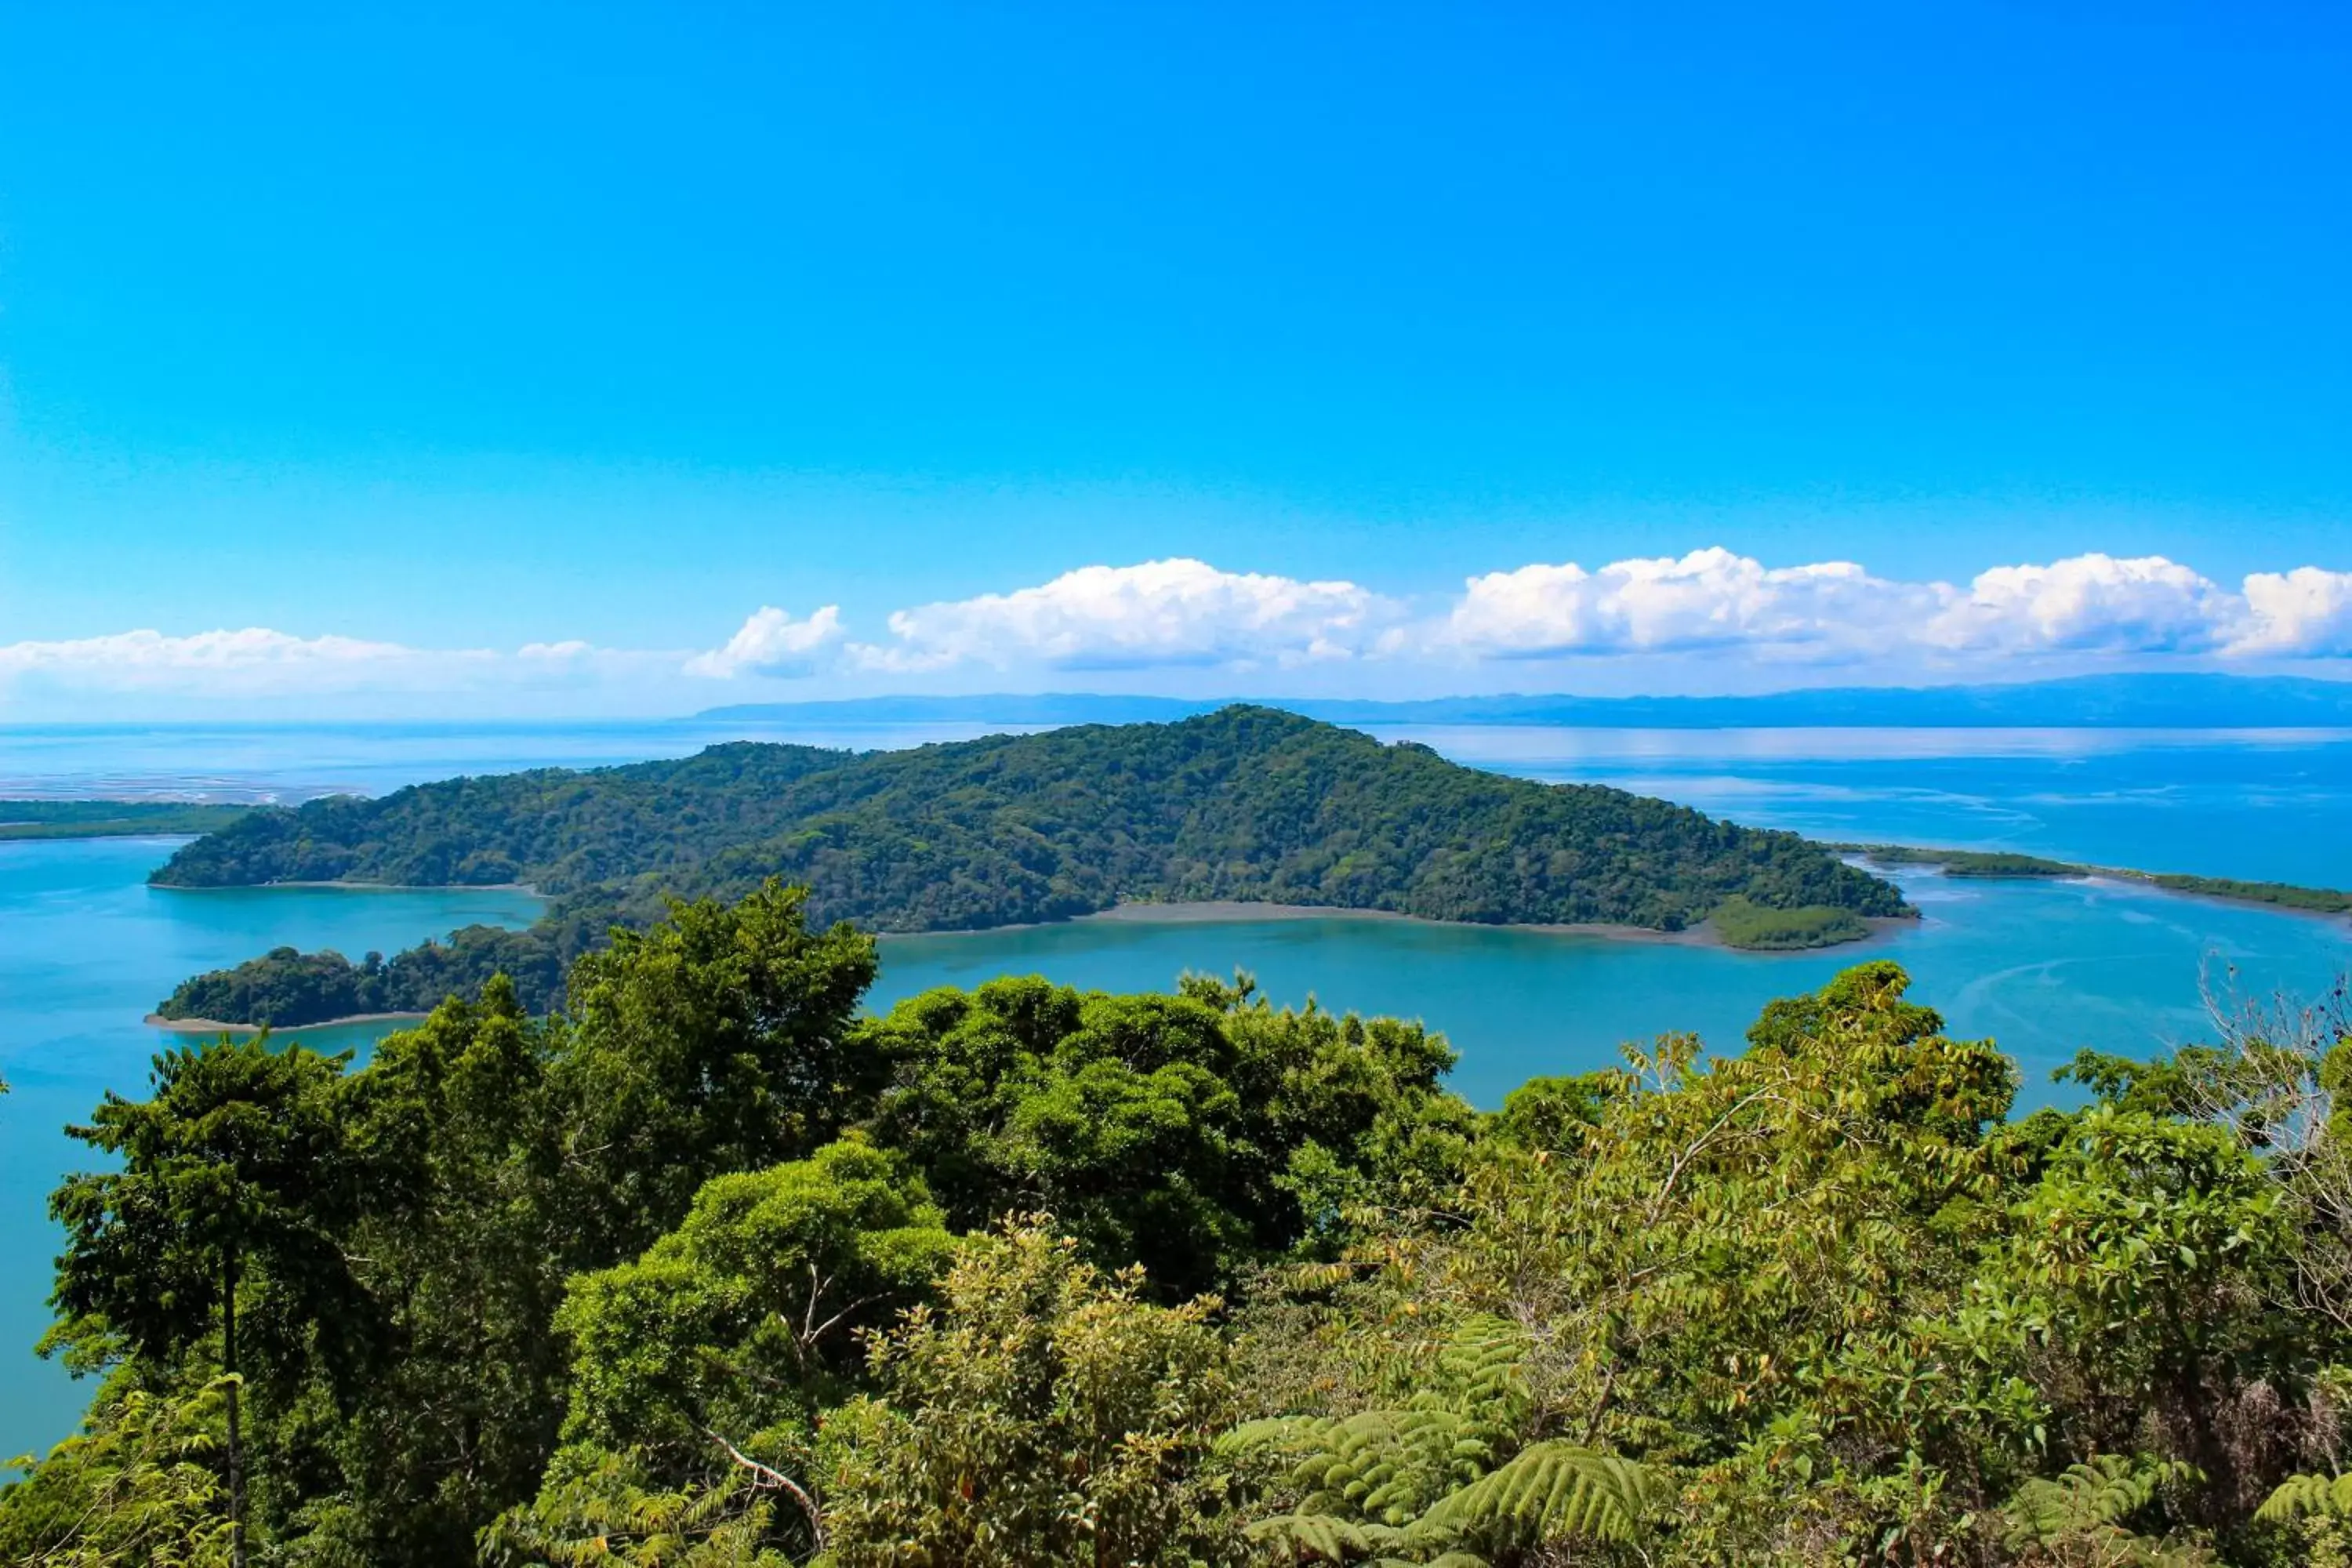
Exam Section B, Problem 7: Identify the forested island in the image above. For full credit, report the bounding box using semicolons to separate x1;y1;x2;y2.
17;882;2352;1566
152;707;1908;1026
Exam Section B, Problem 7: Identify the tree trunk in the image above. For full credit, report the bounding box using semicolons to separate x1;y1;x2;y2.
223;1254;246;1568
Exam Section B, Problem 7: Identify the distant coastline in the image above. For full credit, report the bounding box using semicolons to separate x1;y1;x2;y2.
1835;843;2352;920
0;802;254;841
699;673;2352;731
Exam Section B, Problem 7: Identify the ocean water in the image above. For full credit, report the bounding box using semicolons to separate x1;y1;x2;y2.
1403;725;2352;889
2;720;2349;1462
0;718;1028;802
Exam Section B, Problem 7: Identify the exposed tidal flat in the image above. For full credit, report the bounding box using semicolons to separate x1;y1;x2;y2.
2;723;2351;1465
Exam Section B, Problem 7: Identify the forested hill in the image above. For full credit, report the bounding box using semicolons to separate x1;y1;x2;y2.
154;707;1907;1024
154;706;1900;928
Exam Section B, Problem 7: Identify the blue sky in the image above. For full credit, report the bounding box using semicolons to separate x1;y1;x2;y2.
1;2;2347;715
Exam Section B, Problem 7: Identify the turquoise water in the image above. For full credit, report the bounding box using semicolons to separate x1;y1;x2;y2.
0;838;545;1459
3;725;2350;1464
876;871;2350;1112
1404;725;2352;889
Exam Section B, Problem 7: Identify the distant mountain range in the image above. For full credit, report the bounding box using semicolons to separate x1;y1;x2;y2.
699;673;2352;730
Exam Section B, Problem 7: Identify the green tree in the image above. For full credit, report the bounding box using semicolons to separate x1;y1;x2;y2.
0;1377;235;1568
561;1141;952;1480
861;971;1471;1298
544;881;880;1264
47;1036;355;1568
301;978;568;1563
1982;1107;2300;1528
819;1219;1247;1568
1241;963;2035;1563
289;887;881;1563
489;1142;953;1564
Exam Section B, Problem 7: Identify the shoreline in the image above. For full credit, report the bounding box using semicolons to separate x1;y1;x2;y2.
151;878;543;895
155;902;1918;1031
145;1010;432;1034
889;899;1916;953
1080;899;1736;946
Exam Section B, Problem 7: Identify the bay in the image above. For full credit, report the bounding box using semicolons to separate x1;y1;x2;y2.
873;869;2350;1112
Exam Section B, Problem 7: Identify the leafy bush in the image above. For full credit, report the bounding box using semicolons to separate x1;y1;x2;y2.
1708;895;1870;949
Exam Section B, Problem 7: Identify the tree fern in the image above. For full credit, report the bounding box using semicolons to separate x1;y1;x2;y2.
1225;1316;1533;1525
2002;1454;2205;1565
1415;1443;1657;1554
2259;1472;2352;1523
1225;1316;1659;1564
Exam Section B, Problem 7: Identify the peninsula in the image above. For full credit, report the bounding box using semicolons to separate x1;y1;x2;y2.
1837;842;2352;916
153;707;1908;1026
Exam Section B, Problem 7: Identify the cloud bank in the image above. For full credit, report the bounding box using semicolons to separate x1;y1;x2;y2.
1441;549;1936;660
849;559;1394;673
8;550;2348;714
0;626;669;709
1435;550;2349;666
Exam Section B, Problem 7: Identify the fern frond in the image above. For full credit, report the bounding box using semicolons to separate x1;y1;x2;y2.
2259;1471;2352;1523
1246;1511;1393;1563
1417;1442;1657;1550
2004;1454;2195;1549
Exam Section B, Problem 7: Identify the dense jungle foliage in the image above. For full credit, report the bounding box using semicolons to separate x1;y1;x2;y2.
151;709;1905;1023
20;880;2352;1566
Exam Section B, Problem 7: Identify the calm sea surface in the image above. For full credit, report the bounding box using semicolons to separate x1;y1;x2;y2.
2;720;2349;1459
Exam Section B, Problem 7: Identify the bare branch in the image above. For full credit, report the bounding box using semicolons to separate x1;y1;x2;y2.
702;1427;825;1552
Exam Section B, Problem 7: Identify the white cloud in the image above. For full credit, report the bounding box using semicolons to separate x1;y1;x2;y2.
1433;548;2352;668
1926;554;2240;653
519;638;597;660
0;627;462;686
0;626;667;706
684;605;847;678
855;559;1393;673
2232;566;2352;657
9;549;2350;719
1441;547;1938;660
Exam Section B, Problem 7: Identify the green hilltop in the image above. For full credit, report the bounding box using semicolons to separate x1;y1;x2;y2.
152;706;1906;1025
